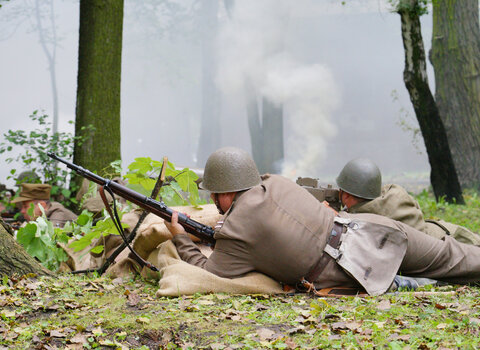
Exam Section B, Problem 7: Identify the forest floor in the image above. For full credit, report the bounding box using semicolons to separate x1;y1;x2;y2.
1;190;480;350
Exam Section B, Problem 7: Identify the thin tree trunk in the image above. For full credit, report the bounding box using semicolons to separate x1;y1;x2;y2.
35;0;59;133
261;98;283;173
244;79;264;171
0;221;53;277
196;0;220;166
430;0;480;188
398;0;464;203
74;0;123;176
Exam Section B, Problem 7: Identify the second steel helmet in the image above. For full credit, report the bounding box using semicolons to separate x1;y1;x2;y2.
199;147;261;193
336;158;382;199
16;171;41;185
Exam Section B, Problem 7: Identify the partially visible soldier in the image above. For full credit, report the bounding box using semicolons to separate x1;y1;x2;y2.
336;158;480;245
11;183;77;228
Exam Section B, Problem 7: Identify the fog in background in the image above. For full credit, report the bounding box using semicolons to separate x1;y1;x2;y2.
0;0;431;189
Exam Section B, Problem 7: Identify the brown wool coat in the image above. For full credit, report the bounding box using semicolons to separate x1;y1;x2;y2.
173;175;480;290
46;202;78;228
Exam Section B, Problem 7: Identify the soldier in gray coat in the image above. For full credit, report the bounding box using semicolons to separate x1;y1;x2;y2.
166;147;480;295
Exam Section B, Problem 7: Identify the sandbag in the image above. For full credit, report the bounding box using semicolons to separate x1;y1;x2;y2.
141;240;285;297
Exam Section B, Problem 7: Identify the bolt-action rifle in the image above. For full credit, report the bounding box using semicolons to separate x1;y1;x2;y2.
47;153;216;245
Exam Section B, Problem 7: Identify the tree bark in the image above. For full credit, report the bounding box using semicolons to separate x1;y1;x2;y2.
74;0;123;176
397;0;464;203
430;0;480;188
0;220;53;277
196;0;220;166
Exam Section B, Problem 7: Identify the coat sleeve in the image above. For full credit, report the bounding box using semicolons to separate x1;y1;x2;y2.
172;233;256;279
171;233;208;268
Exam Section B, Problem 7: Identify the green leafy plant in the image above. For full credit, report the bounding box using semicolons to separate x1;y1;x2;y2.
66;157;206;254
124;157;206;206
0;111;94;208
65;208;130;254
16;205;70;271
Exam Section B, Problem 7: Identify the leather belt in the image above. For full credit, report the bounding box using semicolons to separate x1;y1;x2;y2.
303;221;345;284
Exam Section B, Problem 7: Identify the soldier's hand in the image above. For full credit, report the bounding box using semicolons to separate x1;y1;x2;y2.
164;211;187;236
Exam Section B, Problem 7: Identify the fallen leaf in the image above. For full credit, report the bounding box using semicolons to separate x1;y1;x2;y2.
470;317;480;324
127;293;140;307
257;328;276;341
136;317;150;324
1;310;15;318
377;299;391;311
99;339;118;347
287;326;306;335
50;330;66;338
69;333;88;344
92;327;103;336
345;321;362;331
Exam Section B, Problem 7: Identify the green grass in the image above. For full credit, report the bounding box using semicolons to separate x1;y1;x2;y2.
416;189;480;233
1;189;480;349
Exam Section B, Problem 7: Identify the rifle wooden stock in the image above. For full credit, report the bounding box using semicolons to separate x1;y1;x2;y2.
48;153;216;244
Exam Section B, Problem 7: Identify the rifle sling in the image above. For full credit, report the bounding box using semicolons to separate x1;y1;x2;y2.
99;184;159;272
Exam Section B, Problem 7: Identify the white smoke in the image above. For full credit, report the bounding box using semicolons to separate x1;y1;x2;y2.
216;0;340;177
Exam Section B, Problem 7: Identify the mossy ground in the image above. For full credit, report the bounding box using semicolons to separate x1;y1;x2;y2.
1;189;480;350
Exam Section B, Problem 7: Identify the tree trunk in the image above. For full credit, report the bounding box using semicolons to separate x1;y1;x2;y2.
35;0;59;133
244;79;264;171
397;0;464;203
430;0;480;189
74;0;124;176
261;98;283;174
244;82;284;174
196;0;220;166
0;220;53;277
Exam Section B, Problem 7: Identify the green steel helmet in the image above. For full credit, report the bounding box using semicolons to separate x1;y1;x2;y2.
16;171;41;185
199;147;261;193
336;158;382;199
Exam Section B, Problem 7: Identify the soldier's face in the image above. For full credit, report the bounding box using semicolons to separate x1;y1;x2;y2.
20;200;45;221
211;193;236;214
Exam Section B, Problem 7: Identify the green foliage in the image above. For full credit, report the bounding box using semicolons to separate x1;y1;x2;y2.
13;155;205;264
16;207;69;271
65;208;130;254
415;189;480;233
124;157;205;207
0;111;94;208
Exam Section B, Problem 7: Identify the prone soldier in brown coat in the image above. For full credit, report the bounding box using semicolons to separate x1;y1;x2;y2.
166;147;480;295
11;183;78;228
